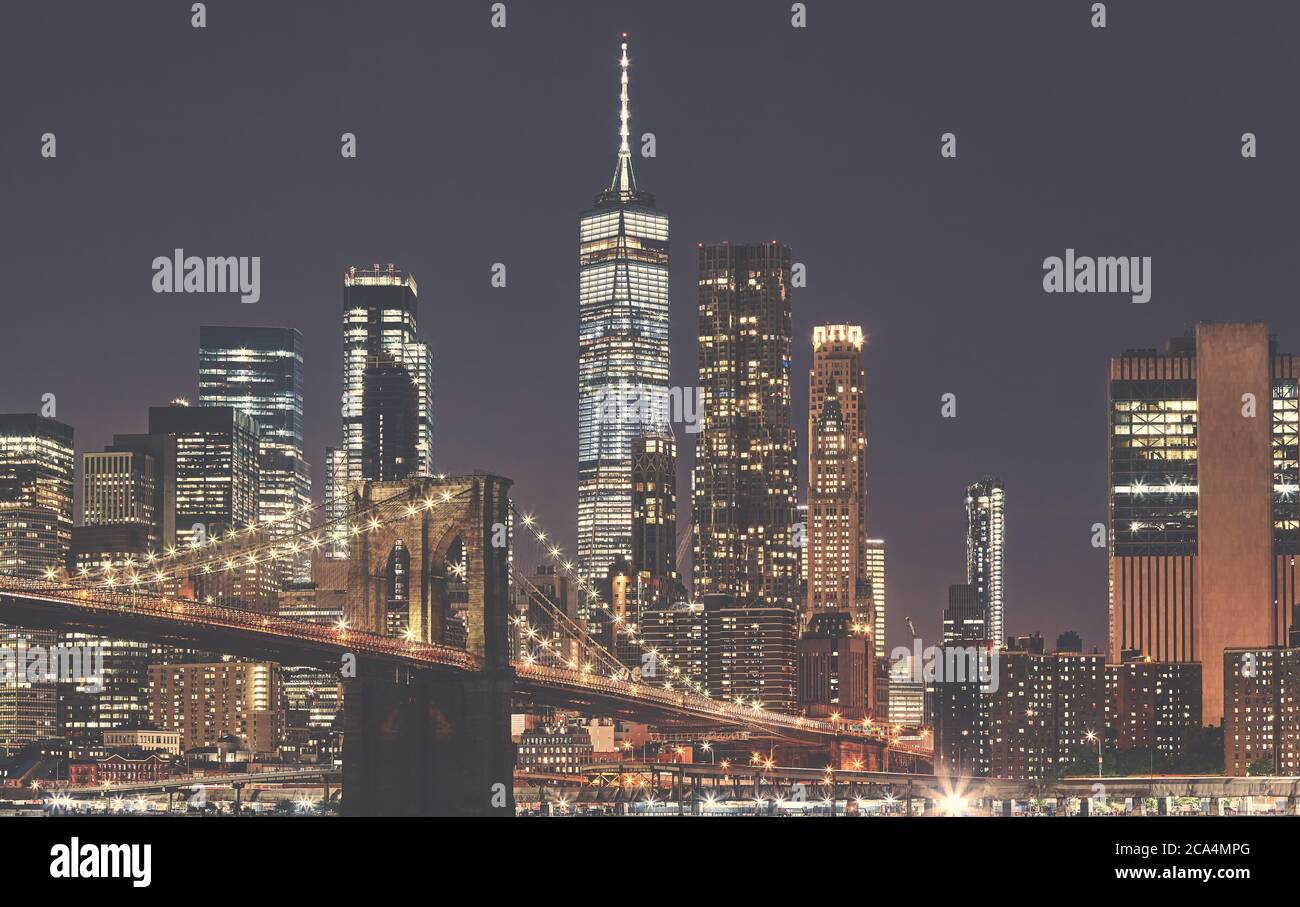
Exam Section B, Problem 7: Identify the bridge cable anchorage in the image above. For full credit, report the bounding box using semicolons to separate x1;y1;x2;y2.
65;483;474;595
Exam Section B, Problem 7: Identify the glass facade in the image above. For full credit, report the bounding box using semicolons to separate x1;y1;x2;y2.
1110;375;1198;557
577;40;670;582
199;326;310;582
327;265;433;558
0;415;73;750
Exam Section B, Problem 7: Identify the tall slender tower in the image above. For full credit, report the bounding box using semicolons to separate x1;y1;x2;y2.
577;36;670;582
806;325;869;629
326;264;433;558
693;242;798;609
965;477;1006;647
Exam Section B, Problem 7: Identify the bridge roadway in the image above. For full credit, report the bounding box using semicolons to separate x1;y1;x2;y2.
538;762;1300;804
43;767;342;798
0;579;928;751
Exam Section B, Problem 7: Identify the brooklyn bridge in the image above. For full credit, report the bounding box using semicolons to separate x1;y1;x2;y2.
0;474;928;816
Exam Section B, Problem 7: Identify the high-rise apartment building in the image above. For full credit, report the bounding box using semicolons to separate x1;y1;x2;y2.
865;539;886;659
1109;322;1296;724
1054;651;1106;766
199;326;310;583
965;477;1005;647
577;38;671;582
807;325;869;630
693;242;798;609
988;649;1057;781
703;594;798;712
326;264;433;557
0;414;73;750
640;600;707;689
149;661;280;755
1224;644;1300;775
1103;657;1202;757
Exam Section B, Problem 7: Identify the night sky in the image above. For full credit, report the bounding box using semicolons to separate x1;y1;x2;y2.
2;1;1297;655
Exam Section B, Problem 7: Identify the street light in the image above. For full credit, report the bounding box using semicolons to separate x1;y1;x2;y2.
1085;729;1102;778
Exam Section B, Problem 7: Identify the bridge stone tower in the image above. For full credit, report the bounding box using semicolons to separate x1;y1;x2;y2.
341;474;516;816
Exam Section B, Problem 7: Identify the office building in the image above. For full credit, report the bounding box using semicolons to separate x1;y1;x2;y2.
888;654;926;727
148;402;272;610
577;38;671;582
0;415;73;750
199;326;310;583
1109;322;1297;724
326;264;433;557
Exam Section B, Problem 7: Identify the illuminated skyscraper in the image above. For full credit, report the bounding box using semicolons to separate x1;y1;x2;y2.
807;324;869;630
326;264;433;557
148;402;271;610
0;414;73;749
65;434;168;747
965;477;1005;647
865;538;886;659
693;242;798;609
577;37;671;581
199;326;310;583
0;414;73;579
1108;322;1297;725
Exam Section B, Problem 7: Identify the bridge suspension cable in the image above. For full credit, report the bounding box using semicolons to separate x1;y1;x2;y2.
508;502;711;699
62;482;474;595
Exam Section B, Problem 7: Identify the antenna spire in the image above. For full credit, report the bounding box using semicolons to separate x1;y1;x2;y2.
610;35;637;197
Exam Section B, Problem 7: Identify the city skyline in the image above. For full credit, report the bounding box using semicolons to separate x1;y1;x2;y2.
3;1;1299;660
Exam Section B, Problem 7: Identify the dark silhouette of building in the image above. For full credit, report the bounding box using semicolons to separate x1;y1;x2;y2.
361;352;420;482
630;432;678;609
797;611;870;719
1055;630;1084;654
942;583;985;643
